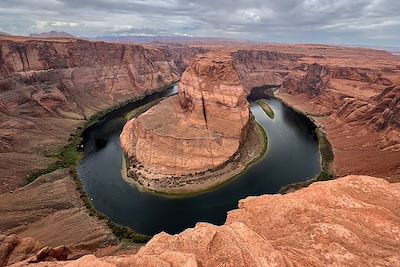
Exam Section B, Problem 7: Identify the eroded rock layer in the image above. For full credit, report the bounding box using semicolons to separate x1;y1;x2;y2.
120;53;254;184
272;46;400;179
1;38;400;265
0;36;206;260
0;36;206;193
22;175;400;266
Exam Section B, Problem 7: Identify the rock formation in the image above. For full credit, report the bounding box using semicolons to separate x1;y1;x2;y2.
120;53;264;193
0;36;206;193
0;169;117;262
0;234;69;266
1;37;399;265
274;46;400;179
0;35;206;261
29;31;76;39
19;175;400;266
233;49;302;90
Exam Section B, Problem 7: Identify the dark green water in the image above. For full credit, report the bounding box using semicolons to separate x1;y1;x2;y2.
78;86;321;235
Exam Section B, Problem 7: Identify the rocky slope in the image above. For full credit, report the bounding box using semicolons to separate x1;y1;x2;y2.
0;169;118;264
272;45;400;180
120;52;265;193
0;234;69;266
233;49;302;90
0;36;206;261
1;39;399;265
18;175;400;266
0;36;206;193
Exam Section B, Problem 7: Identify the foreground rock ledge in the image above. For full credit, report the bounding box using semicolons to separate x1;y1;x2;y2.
120;53;265;193
20;175;400;266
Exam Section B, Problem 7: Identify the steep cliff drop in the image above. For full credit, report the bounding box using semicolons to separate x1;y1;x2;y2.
0;36;206;193
120;53;266;193
0;35;206;260
15;175;400;266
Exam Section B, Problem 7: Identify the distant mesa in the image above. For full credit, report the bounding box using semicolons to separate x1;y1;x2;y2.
29;31;76;38
0;31;10;36
91;35;250;44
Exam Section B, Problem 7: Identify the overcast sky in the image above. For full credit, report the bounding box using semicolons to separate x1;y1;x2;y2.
0;0;399;46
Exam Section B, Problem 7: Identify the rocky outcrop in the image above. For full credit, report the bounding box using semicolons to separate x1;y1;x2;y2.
276;47;400;179
233;49;301;90
1;39;400;265
0;36;206;193
281;63;394;98
22;175;400;266
120;53;264;193
368;85;400;130
281;63;329;97
0;234;69;266
0;169;117;261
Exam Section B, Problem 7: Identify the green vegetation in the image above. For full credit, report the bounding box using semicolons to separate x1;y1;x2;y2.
279;126;335;194
27;137;82;184
24;91;171;243
315;127;335;180
124;98;164;121
256;99;275;119
70;164;151;243
256;122;268;158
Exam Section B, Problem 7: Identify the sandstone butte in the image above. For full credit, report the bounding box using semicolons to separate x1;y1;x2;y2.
0;35;400;266
5;175;400;266
120;52;264;193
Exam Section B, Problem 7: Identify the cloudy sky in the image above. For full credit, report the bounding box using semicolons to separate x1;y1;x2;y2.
0;0;399;46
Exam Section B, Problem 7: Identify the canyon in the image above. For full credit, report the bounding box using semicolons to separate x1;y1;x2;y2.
14;175;400;266
0;35;399;266
120;53;265;193
0;35;207;193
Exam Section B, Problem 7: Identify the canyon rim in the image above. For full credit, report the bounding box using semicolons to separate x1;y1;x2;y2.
0;1;400;265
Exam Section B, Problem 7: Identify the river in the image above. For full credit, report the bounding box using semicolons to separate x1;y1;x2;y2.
78;85;321;235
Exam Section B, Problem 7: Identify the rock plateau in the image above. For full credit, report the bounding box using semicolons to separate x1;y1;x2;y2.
1;36;399;266
120;53;264;193
19;175;400;267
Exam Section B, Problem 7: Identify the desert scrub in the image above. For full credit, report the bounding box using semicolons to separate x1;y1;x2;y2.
315;127;334;178
26;111;152;243
25;83;179;243
256;99;275;119
27;137;83;183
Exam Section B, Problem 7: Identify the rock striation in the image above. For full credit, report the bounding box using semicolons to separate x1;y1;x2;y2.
0;36;206;193
1;38;399;265
0;36;206;259
21;175;400;266
120;53;264;193
275;47;400;179
0;169;117;263
0;234;69;266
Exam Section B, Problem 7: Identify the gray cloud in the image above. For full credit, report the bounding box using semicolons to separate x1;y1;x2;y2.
0;0;399;46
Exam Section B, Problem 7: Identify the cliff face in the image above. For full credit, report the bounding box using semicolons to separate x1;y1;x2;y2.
119;49;305;180
0;38;205;118
1;40;400;266
120;53;251;180
21;175;400;266
233;49;301;90
0;37;206;192
273;45;400;180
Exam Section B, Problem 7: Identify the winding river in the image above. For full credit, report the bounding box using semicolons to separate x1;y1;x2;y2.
78;85;321;236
